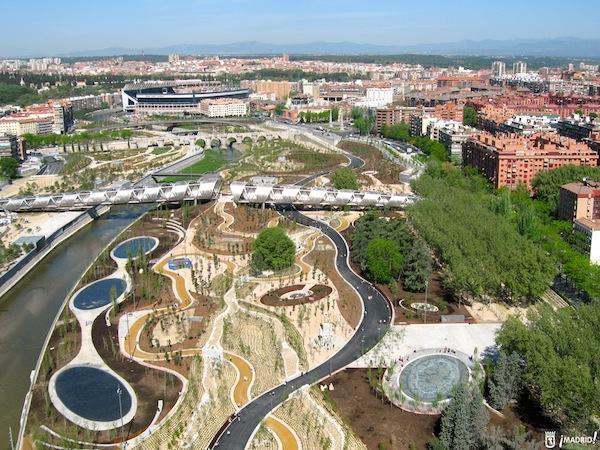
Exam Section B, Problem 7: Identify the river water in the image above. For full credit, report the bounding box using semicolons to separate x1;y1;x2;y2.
0;205;147;450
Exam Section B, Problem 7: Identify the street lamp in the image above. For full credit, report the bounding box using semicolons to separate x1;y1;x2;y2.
424;280;429;324
117;385;125;448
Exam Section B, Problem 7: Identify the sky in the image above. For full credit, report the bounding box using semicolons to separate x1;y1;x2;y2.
3;0;600;56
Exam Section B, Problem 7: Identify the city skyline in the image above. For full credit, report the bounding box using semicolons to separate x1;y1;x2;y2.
3;0;600;56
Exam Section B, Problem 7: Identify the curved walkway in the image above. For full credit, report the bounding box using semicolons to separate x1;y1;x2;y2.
225;351;300;450
210;206;392;448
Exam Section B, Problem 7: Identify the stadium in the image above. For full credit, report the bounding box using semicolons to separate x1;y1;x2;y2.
121;80;250;114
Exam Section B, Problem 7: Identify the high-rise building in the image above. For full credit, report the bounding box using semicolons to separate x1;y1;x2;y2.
513;61;527;75
462;132;598;190
491;61;506;77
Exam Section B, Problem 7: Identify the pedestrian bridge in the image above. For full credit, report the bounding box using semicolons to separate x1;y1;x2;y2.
0;175;222;212
0;178;418;212
230;181;417;208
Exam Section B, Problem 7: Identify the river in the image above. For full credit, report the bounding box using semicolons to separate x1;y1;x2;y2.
0;205;147;450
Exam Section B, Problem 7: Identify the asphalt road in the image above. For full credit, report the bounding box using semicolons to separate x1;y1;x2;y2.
210;151;391;449
36;156;63;175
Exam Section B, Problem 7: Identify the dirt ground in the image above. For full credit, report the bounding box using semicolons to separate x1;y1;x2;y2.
260;283;332;307
327;369;546;450
223;202;278;234
338;140;405;184
326;368;438;449
92;301;183;442
305;235;362;328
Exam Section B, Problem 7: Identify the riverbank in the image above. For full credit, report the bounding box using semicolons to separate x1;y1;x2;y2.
0;206;110;301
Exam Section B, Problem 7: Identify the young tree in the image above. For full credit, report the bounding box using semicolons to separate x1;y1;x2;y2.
439;382;488;450
402;239;431;292
487;350;522;410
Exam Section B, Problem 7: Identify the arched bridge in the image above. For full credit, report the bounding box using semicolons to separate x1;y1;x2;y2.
194;131;291;148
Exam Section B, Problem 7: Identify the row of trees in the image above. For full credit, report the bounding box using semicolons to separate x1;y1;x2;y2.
497;303;600;432
350;212;431;291
351;107;376;136
23;130;134;149
379;123;449;161
298;109;338;123
408;163;555;303
493;167;600;301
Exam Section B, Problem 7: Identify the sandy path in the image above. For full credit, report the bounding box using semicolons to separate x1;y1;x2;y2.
226;350;300;450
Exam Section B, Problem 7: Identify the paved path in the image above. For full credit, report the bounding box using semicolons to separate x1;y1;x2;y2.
226;351;300;450
210;205;392;448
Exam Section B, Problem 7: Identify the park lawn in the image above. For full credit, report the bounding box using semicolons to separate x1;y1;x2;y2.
60;153;91;175
151;146;173;155
161;150;227;182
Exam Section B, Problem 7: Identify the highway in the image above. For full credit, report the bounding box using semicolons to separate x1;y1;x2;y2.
210;150;392;449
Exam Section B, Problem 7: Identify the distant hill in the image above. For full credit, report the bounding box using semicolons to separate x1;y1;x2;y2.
62;37;600;58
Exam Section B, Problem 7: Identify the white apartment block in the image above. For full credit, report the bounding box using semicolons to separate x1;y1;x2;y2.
200;99;248;118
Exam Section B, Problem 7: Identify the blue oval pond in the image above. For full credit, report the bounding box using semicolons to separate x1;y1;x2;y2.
113;237;157;259
55;366;133;422
72;278;127;310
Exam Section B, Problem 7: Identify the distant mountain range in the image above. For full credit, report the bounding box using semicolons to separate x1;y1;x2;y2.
60;37;600;58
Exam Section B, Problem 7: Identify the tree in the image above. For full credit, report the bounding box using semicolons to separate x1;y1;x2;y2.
380;122;411;141
365;238;403;283
402;239;431;292
274;103;286;116
350;212;411;276
439;382;488;450
487;350;522;410
463;106;478;127
497;305;600;432
531;165;600;212
331;167;359;190
251;227;295;273
0;157;18;180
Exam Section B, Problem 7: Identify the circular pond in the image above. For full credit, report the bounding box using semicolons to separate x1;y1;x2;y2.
399;354;469;403
54;366;133;422
112;236;158;260
72;278;127;310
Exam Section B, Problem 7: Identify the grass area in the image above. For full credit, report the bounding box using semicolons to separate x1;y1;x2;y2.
228;139;342;178
93;149;144;161
60;153;91;174
161;149;228;182
151;146;173;155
